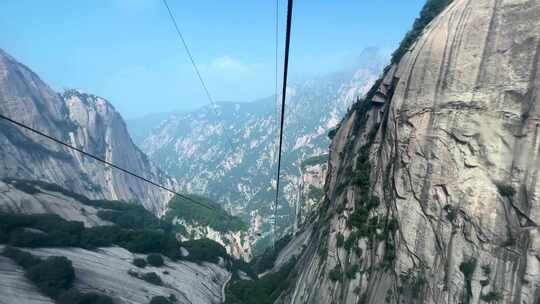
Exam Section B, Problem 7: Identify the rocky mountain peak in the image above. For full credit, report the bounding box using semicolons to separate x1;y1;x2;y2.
0;50;176;214
63;89;114;113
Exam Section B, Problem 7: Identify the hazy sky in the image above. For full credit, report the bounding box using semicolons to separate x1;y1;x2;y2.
1;0;426;118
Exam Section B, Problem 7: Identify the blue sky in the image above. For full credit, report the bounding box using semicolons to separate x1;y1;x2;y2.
1;0;426;118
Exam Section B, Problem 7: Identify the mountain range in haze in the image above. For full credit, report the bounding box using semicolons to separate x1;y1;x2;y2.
127;47;387;250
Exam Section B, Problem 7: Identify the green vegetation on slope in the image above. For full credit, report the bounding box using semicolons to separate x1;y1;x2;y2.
182;238;229;264
2;180;236;263
133;258;147;268
391;0;453;64
301;154;329;168
225;258;297;304
7;179;176;231
149;296;174;304
250;234;292;274
3;246;74;299
307;185;324;201
359;0;453;103
0;211;183;258
146;253;165;267
58;291;114;304
225;234;294;303
0;211;235;265
495;182;515;198
460;257;477;303
97;204;166;230
7;179;116;207
165;194;247;233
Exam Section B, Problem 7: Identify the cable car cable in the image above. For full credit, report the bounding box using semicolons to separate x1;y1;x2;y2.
273;0;294;248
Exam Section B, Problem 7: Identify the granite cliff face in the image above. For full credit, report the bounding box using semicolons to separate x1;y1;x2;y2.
278;1;540;303
0;49;175;213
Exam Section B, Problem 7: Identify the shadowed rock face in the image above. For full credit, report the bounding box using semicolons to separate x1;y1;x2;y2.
0;50;176;214
278;1;540;303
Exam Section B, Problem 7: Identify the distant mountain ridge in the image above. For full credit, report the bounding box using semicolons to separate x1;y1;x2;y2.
127;111;182;145
131;47;387;248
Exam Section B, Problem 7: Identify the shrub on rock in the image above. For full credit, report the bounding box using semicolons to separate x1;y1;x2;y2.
142;272;163;286
58;290;114;304
147;253;164;267
149;296;172;304
26;256;75;299
133;258;147;268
